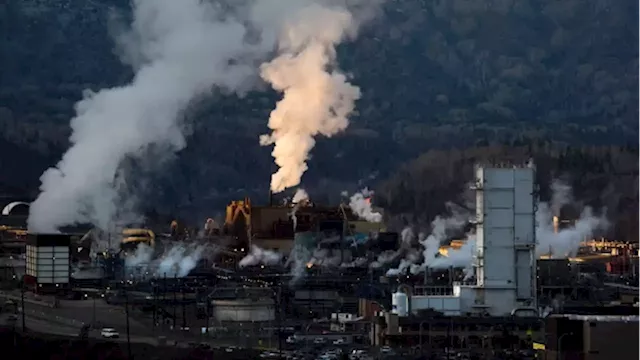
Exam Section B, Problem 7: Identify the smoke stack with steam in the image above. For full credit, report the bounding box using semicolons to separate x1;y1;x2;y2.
259;2;374;194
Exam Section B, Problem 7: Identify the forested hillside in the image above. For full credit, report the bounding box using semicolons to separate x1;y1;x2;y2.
376;144;639;242
0;0;637;222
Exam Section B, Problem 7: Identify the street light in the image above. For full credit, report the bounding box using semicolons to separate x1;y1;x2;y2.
418;320;430;355
557;332;573;360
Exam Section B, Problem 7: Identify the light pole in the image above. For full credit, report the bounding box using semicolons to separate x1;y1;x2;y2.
20;282;26;331
557;332;573;360
92;295;96;327
124;284;132;359
418;320;428;355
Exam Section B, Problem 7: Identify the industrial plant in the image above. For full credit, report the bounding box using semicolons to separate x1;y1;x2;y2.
0;165;638;360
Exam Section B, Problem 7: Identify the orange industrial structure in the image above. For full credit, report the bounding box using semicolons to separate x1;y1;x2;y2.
221;197;383;253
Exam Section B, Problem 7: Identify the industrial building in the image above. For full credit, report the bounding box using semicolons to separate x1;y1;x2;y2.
24;233;71;293
208;287;276;322
221;196;384;255
539;314;639;360
390;164;538;318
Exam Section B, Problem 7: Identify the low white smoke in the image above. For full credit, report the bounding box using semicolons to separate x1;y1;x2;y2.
125;241;210;278
383;179;609;276
124;243;154;269
306;247;353;268
411;214;468;274
239;245;283;267
430;233;476;273
372;227;414;270
369;250;401;269
292;189;309;204
385;227;420;276
290;188;310;231
348;188;382;222
385;207;469;276
535;204;608;258
258;1;379;193
536;179;608;258
550;179;573;215
340;256;368;268
286;244;313;285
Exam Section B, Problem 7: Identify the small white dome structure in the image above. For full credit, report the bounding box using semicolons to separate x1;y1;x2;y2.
1;201;30;216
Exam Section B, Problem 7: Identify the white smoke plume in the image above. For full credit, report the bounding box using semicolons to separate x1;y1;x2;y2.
383;179;609;276
372;227;414;270
348;188;382;222
410;213;468;274
536;199;608;257
292;188;310;204
535;179;608;258
385;212;468;276
286;244;313;285
258;1;379;193
290;188;309;231
29;0;384;233
239;245;283;267
550;179;573;215
384;227;419;276
369;250;401;269
306;247;353;267
430;233;476;275
28;0;263;233
125;241;210;278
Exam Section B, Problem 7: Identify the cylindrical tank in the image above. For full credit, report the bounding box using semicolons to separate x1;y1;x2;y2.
211;298;275;322
391;292;409;317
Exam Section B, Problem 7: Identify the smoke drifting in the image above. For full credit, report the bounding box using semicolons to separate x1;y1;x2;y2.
290;188;310;231
125;241;210;278
259;2;371;193
348;188;382;222
292;188;310;204
27;0;384;233
239;245;283;267
385;210;469;276
536;180;608;258
384;180;609;276
28;0;261;232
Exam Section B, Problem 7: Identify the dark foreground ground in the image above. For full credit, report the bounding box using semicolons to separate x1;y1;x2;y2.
0;327;262;359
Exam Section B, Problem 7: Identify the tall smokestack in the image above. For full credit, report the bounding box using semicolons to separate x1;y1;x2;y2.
269;190;274;206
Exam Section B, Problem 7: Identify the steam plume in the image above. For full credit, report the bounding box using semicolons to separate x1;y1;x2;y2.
28;0;260;232
348;188;382;222
536;179;608;257
290;188;309;231
384;180;609;276
292;188;310;204
239;245;283;267
385;211;468;276
259;2;373;193
550;179;573;215
125;241;210;278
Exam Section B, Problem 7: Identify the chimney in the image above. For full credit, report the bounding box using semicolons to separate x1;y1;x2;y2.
269;190;273;206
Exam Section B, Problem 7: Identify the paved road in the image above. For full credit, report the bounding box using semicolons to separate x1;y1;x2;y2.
0;313;80;337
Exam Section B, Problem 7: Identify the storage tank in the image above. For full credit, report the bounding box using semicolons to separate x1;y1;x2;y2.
211;298;275;322
391;292;409;317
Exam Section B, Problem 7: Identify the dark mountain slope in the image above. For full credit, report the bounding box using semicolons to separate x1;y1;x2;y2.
0;0;637;219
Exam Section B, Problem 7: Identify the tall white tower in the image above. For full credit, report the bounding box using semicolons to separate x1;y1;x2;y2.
473;164;537;314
